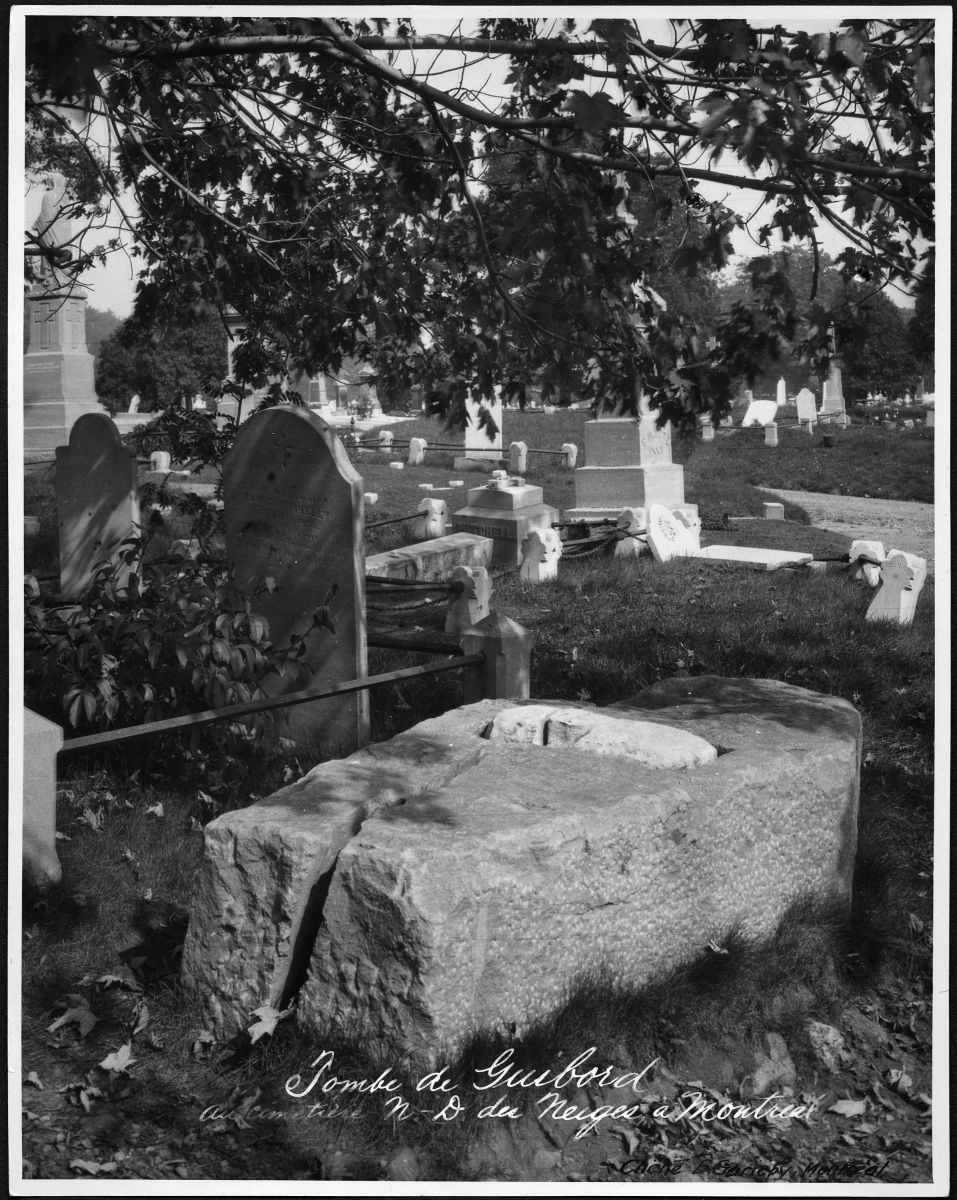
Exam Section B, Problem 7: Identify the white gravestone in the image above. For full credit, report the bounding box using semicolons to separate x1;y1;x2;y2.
408;437;427;466
444;565;492;633
775;378;787;406
415;497;448;540
675;509;702;551
849;540;885;588
55;413;140;598
223;407;368;756
519;527;563;583
796;389;817;423
764;423;779;447
561;443;578;467
150;450;171;473
646;503;695;563
866;551;927;625
508;441;528;475
742;400;778;427
378;430;394;453
462;391;504;462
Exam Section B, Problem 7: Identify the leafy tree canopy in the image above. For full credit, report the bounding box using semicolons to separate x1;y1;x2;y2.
94;306;228;413
24;15;935;427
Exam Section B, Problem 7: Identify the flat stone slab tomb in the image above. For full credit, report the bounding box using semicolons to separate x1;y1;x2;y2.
182;676;860;1066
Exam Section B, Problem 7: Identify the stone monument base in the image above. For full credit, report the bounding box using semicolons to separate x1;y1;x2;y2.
453;478;558;568
565;464;688;519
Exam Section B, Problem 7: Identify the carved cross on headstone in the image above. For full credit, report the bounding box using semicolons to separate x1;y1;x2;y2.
65;303;84;351
33;303;53;351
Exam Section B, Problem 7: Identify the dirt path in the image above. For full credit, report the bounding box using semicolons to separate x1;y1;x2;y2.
760;490;937;573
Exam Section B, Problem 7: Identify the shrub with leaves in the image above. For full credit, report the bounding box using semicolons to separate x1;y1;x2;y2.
24;533;325;739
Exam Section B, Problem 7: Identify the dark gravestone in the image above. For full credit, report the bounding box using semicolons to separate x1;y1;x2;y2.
223;407;368;757
55;413;140;598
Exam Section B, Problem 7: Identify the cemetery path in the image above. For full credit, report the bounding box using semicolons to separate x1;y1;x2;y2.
759;490;936;573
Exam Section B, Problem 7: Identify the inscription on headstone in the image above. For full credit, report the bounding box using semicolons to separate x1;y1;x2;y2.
55;413;140;598
223;408;368;756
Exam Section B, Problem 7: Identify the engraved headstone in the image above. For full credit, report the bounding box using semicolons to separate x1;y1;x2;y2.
408;437;427;466
646;503;694;563
453;478;558;569
223;407;368;755
444;565;492;633
55;413;140;598
764;423;779;447
564;393;697;529
561;443;578;467
775;377;786;406
865;551;927;625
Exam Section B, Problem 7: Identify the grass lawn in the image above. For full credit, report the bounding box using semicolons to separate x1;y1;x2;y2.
20;409;937;1183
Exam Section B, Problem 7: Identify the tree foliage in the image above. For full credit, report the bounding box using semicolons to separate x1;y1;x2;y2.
24;15;935;426
94;307;228;413
715;247;924;396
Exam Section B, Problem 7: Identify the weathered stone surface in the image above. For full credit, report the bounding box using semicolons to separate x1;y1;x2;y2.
223;406;367;757
865;550;927;625
692;545;813;571
181;719;491;1037
23;708;63;891
55;413;140;598
292;677;860;1064
742;400;778;427
486;704;716;768
365;533;492;582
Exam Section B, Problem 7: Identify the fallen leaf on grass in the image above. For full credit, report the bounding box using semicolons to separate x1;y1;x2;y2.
246;1003;294;1044
70;1159;117;1176
99;1043;137;1074
146;803;165;818
24;1072;43;1089
131;1001;150;1037
828;1098;868;1118
47;996;98;1039
192;1030;216;1058
95;966;143;992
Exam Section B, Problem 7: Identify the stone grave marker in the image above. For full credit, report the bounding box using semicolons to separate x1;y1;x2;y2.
519;526;563;583
456;390;504;465
453;476;558;569
646;503;694;563
764;423;779;447
693;545;813;571
865;551;927;625
55;412;140;598
223;407;368;756
775;377;787;406
444;565;492;633
848;539;884;588
415;497;448;539
408;437;427;465
508;441;528;474
742;400;778;427
561;443;578;467
564;394;697;529
796;388;817;423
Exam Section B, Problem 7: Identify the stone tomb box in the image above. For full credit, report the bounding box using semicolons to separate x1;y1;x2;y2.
452;478;558;568
183;677;861;1063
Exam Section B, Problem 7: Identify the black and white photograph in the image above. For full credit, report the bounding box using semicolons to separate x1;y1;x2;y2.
11;8;948;1192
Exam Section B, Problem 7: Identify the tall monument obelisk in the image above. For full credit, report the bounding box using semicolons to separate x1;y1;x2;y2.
23;173;106;457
